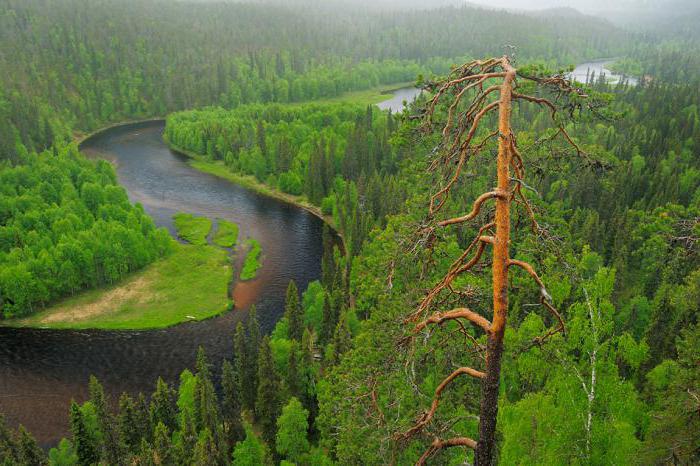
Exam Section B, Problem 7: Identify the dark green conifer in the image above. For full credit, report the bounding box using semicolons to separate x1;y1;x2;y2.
284;280;303;341
255;336;282;446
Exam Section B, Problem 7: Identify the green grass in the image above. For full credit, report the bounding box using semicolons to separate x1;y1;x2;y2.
6;242;232;330
240;239;262;280
212;219;239;248
173;213;212;245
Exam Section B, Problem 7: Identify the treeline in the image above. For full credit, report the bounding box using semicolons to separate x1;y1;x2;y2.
0;0;629;161
165;103;408;257
0;146;171;318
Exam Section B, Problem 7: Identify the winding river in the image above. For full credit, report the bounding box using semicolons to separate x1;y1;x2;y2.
0;121;328;446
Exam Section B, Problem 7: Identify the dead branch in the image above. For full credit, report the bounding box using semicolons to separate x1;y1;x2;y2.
397;367;484;441
439;191;507;227
416;437;477;466
413;308;491;334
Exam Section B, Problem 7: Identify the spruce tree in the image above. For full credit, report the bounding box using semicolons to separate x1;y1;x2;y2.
320;226;336;292
16;426;45;466
150;378;177;433
117;392;141;454
192;429;219;466
233;322;254;411
255;336;282;446
284;280;303;341
331;312;353;365
0;415;19;464
194;347;220;435
176;412;197;465
152;422;174;466
70;401;98;466
286;341;301;401
299;328;318;421
88;376;122;464
221;359;245;445
320;291;337;345
246;306;261;411
135;393;152;442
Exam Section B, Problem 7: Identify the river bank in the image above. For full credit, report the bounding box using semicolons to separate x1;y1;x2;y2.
4;241;233;330
167;141;339;233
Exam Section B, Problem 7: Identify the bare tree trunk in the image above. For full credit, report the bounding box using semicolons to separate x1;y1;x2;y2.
401;56;586;466
475;62;515;466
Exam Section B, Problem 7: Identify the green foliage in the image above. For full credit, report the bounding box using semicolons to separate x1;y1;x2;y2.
221;359;245;444
176;369;197;428
0;146;171;318
173;213;212;246
240;239;263;281
285;280;303;341
7;241;233;329
275;397;310;463
165;103;407;253
212;219;239;248
48;438;77;466
232;423;270;466
256;336;282;446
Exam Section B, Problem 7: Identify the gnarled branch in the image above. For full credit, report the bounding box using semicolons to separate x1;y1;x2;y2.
439;190;506;227
397;367;484;441
413;308;491;334
416;437;477;466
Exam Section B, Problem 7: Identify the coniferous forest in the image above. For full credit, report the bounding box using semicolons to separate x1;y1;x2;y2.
0;0;698;465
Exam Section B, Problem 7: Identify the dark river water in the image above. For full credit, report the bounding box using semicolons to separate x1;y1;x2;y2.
0;121;327;446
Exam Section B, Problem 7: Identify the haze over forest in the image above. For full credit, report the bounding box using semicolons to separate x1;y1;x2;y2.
0;0;697;465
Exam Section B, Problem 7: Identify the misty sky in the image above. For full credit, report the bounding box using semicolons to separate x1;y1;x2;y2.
463;0;662;13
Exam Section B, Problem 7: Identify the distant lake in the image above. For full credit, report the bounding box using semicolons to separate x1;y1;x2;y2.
571;59;638;86
376;86;423;112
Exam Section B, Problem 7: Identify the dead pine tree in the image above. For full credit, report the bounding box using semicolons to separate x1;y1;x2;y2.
398;56;599;465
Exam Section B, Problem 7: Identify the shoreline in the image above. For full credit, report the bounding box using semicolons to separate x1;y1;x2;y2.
167;141;341;236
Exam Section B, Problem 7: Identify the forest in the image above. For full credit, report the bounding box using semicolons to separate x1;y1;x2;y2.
0;0;698;465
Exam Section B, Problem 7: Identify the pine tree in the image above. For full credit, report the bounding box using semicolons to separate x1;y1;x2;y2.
255;336;282;445
221;359;245;445
284;280;303;341
70;401;98;466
